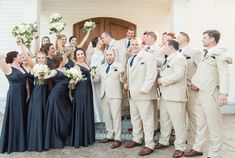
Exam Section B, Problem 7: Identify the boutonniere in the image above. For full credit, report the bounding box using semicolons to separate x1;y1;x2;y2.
112;63;118;71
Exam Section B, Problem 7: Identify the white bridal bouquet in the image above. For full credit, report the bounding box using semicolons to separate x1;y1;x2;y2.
83;20;96;32
30;64;50;85
49;13;66;34
91;65;98;74
64;67;83;90
12;23;37;47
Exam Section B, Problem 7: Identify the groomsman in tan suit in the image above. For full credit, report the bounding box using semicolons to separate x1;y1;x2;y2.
184;30;232;158
156;40;188;158
101;31;127;66
124;38;158;156
92;49;125;149
118;27;135;62
145;31;165;66
177;32;202;146
144;31;164;133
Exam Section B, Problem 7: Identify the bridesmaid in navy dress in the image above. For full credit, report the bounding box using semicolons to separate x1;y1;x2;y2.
0;51;27;153
43;43;56;69
27;52;50;151
71;48;95;148
44;54;72;150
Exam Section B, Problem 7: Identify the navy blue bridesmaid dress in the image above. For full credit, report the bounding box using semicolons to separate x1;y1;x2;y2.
27;78;49;151
0;67;27;153
71;65;95;148
44;70;72;150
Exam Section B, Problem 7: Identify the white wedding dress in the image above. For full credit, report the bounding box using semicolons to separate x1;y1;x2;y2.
90;47;104;122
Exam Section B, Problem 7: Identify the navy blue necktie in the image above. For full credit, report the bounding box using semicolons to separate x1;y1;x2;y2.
204;49;208;57
130;55;137;67
127;40;130;48
106;64;111;74
163;59;167;66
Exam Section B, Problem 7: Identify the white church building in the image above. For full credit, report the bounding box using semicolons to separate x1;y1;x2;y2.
0;0;235;113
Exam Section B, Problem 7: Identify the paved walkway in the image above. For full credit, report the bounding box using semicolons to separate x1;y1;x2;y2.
0;114;234;158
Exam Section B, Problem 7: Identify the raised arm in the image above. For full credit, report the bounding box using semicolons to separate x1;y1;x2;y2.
77;29;91;48
56;33;65;54
44;69;57;79
33;32;40;55
19;44;34;68
0;54;11;75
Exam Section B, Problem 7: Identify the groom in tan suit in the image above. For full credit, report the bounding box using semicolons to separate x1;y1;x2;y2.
101;31;127;66
184;30;233;158
92;49;125;149
124;38;158;156
177;32;202;146
156;40;188;158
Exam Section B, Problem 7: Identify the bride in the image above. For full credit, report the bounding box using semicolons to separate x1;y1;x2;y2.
86;37;105;123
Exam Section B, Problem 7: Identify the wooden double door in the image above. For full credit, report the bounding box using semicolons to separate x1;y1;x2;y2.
73;17;136;50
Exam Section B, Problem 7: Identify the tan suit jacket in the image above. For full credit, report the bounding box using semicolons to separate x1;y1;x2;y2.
104;39;127;67
159;52;188;102
192;48;233;95
93;62;124;99
181;46;202;86
126;51;158;100
143;45;165;67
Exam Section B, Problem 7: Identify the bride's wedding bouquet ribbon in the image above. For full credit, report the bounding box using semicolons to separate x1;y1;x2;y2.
49;13;66;34
12;22;37;47
30;64;50;85
83;20;96;32
64;67;83;90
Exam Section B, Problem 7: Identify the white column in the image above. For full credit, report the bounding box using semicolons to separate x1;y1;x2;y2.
170;0;189;33
23;0;41;24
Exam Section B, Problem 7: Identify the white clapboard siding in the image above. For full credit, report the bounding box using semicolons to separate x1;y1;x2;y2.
0;0;24;102
39;0;171;42
184;0;235;103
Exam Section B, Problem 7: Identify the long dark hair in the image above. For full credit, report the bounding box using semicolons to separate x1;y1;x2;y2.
43;43;53;56
92;37;99;48
51;54;63;69
69;36;76;43
5;51;19;64
73;48;86;61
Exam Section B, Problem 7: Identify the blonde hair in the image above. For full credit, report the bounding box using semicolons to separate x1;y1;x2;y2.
35;52;47;64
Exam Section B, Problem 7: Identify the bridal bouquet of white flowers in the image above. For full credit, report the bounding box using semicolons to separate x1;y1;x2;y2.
83;20;96;32
49;13;66;34
64;67;83;90
30;64;50;85
91;65;98;74
12;22;37;47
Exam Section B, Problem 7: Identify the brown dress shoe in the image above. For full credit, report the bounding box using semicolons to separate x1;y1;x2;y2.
124;141;142;148
184;149;203;157
99;138;114;143
154;143;169;149
111;140;122;149
138;147;154;156
172;150;184;158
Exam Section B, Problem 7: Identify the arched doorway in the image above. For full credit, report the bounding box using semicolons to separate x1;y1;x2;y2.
73;17;137;50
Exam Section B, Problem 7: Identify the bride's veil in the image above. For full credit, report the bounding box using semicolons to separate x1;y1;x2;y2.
85;42;94;64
